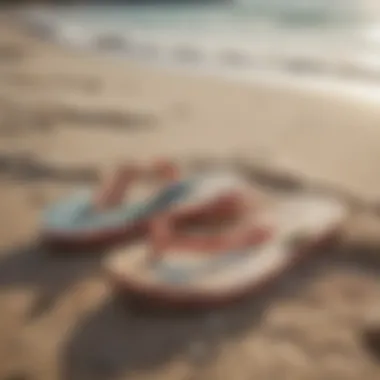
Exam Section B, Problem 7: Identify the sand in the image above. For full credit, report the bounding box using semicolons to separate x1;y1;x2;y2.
1;14;380;380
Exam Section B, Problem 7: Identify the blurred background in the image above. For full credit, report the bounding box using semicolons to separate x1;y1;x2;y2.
1;2;380;380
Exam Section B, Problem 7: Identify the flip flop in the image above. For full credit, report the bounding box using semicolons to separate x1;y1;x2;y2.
41;161;252;248
104;192;347;308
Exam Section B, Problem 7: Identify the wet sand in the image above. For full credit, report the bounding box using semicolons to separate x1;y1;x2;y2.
1;16;380;380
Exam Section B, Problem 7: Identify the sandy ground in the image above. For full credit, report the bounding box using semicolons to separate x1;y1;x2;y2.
1;16;380;380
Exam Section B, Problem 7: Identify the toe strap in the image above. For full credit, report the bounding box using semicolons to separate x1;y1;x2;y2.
149;204;274;259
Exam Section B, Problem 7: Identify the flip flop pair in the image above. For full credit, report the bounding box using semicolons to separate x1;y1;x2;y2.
105;193;347;307
41;160;251;248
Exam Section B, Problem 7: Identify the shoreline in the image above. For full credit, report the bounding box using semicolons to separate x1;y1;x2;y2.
15;6;380;94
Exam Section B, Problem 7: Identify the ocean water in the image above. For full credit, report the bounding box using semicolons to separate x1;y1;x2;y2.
20;1;380;89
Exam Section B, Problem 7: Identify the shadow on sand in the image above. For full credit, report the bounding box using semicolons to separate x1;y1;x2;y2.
0;153;102;317
0;243;104;320
0;222;379;380
60;242;380;380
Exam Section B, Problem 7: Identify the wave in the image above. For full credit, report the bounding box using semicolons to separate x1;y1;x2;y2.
16;6;380;87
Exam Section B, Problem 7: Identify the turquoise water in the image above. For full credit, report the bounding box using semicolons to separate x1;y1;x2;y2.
28;1;365;37
31;1;361;30
25;0;378;51
26;2;368;51
22;1;380;85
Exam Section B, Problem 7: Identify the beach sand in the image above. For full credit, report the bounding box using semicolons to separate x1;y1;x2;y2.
1;15;380;380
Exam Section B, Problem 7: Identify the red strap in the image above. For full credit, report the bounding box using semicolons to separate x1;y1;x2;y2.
94;160;180;210
150;196;273;257
151;159;180;182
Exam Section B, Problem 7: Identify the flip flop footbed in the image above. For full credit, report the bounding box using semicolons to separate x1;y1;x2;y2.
172;171;252;210
43;171;249;234
105;194;347;295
